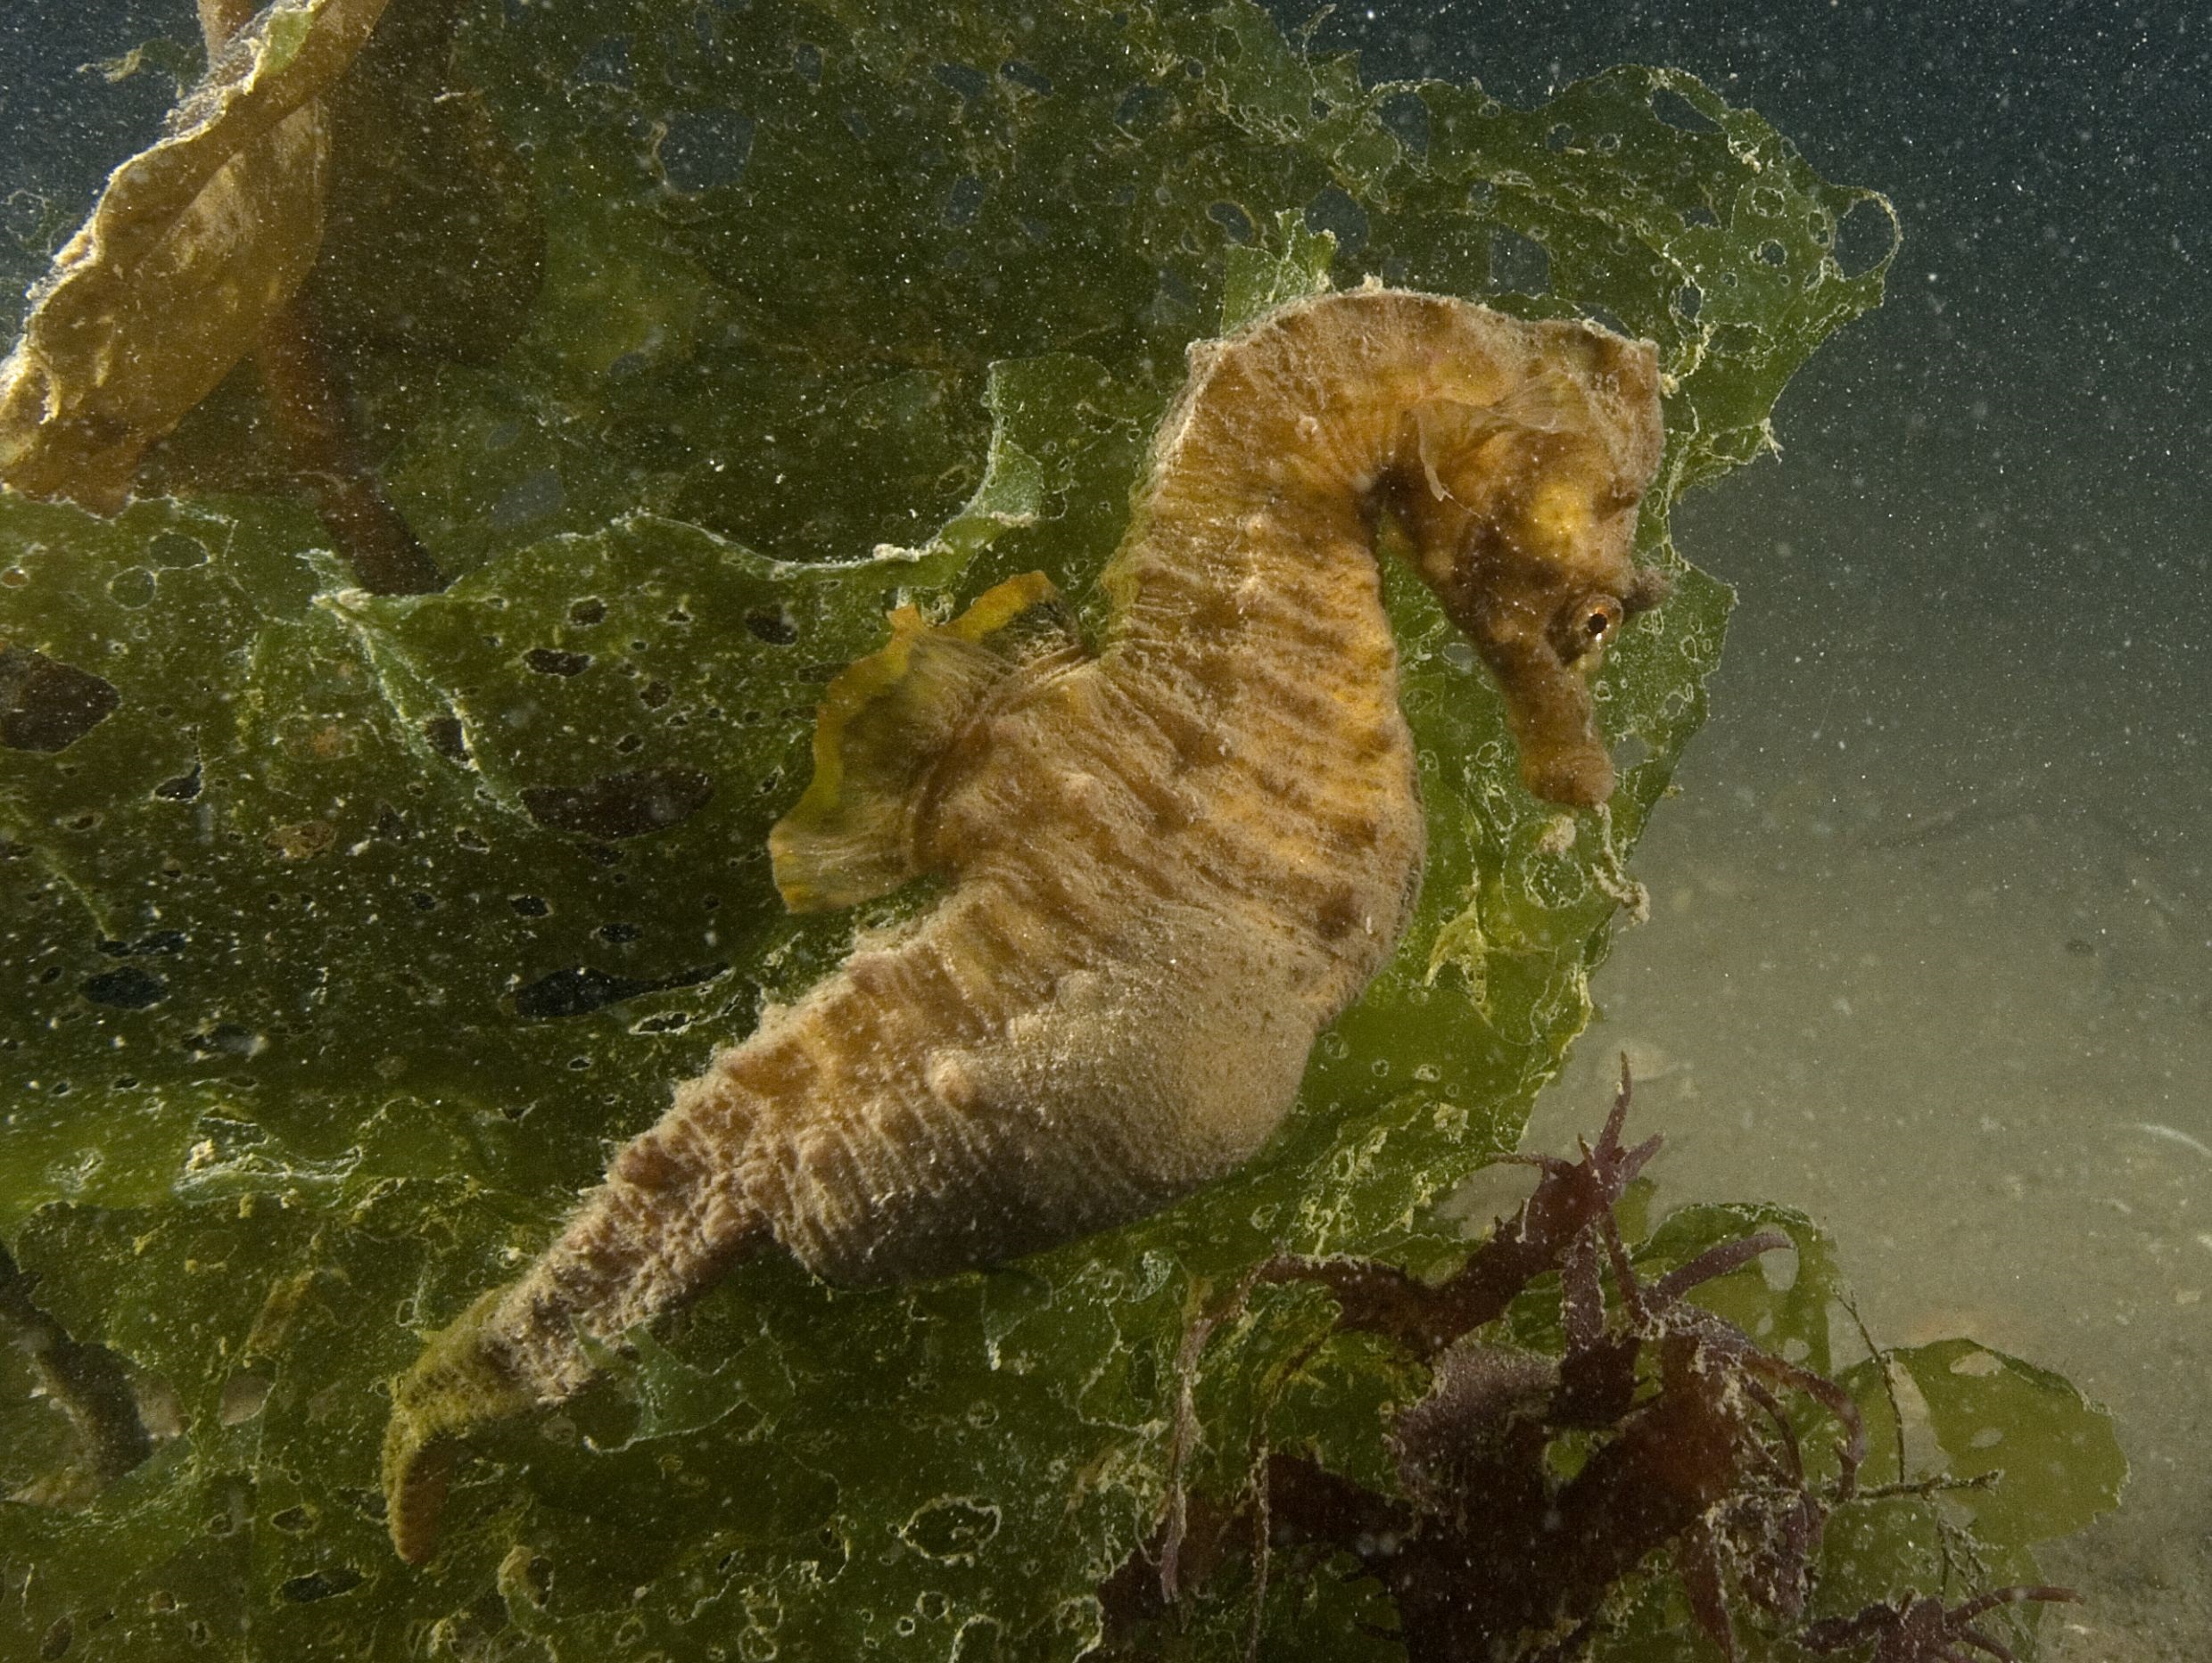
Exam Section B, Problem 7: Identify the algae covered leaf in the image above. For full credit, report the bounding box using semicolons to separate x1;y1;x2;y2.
0;3;1901;1658
0;0;392;510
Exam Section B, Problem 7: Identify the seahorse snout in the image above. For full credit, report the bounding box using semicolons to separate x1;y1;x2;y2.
1519;732;1614;808
1485;646;1616;808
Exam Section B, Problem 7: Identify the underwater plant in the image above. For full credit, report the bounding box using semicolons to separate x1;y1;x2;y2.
380;285;1675;1563
1096;1066;2114;1660
0;0;2122;1658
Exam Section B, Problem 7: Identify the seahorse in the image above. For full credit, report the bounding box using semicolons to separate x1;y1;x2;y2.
382;284;1667;1561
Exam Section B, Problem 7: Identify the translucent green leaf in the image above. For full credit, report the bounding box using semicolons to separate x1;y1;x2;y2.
1219;212;1339;333
1638;1201;1843;1379
0;0;1902;1655
1847;1339;2128;1550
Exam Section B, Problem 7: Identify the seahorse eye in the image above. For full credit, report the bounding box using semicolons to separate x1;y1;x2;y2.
1578;594;1623;648
1544;594;1624;664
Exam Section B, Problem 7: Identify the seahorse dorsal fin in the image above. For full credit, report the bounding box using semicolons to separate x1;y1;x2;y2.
769;571;1081;912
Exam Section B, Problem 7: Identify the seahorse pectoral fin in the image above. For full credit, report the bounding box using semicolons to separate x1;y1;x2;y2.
770;571;1085;912
381;1288;539;1564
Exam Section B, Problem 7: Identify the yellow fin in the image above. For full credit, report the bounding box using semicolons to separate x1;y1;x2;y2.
770;571;1081;911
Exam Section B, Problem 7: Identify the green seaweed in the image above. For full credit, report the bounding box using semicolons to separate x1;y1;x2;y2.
1;4;2118;1660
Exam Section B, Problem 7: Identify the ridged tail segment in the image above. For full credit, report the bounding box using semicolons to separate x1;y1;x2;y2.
383;287;1668;1561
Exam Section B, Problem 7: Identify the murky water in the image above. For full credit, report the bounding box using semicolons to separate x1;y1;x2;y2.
1349;5;2209;1654
1492;460;2212;1660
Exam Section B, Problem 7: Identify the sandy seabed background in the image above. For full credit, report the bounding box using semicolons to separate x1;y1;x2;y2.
1453;458;2212;1661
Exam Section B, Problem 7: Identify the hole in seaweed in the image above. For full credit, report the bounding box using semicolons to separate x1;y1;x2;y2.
513;960;727;1020
1674;284;1702;320
745;608;798;645
149;532;208;569
517;968;661;1020
1835;196;1895;277
1113;83;1168;133
1650;83;1721;133
524;647;592;677
82;967;166;1009
1757;239;1787;266
0;647;120;753
1681;202;1720;230
1546;122;1574;152
568;597;607;626
183;1023;264;1058
943;173;985;227
574;34;631;89
1377;89;1429;155
491;467;564;530
1000;58;1052;96
1489;226;1550;295
278;1567;364;1603
219;1373;271;1426
792;41;823;84
932;60;987;102
1207;201;1255;243
153;762;202;802
659;108;754;193
423;717;470;763
520;766;714;838
1303;185;1367;259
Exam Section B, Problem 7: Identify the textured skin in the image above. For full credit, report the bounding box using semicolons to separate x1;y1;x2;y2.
382;287;1666;1561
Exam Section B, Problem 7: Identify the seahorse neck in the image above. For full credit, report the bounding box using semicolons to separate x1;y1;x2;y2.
1096;301;1424;681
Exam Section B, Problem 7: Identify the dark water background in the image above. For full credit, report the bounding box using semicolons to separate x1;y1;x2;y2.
2;1;2205;1654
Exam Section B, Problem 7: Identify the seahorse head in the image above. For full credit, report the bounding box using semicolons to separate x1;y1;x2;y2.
1387;315;1668;808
